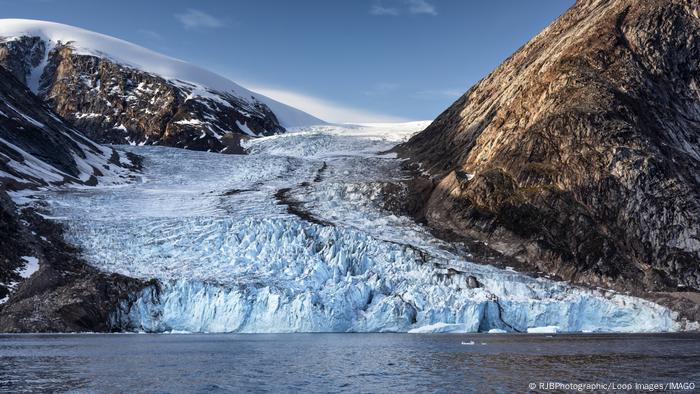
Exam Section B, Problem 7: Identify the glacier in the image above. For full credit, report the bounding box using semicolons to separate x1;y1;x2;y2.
35;123;679;333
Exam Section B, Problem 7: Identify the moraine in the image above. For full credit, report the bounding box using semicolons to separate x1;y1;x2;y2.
33;123;678;333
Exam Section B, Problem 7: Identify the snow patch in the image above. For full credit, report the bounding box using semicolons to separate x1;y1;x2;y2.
18;256;39;278
174;119;203;126
236;120;256;136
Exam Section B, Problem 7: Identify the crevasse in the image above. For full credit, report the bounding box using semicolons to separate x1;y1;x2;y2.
110;217;675;333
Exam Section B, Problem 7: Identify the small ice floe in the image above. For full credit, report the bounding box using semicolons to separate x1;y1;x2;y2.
487;328;507;334
527;326;560;334
505;266;516;272
461;341;475;345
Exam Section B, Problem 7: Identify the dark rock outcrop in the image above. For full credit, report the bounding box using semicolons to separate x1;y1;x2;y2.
0;37;286;153
400;0;700;297
0;66;139;189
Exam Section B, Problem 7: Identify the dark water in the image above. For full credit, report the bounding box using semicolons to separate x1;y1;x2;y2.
1;333;699;393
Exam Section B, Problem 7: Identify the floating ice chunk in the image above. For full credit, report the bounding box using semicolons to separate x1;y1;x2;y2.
487;328;507;334
527;326;561;334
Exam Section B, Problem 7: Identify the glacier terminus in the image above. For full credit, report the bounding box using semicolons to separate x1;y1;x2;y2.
23;123;678;334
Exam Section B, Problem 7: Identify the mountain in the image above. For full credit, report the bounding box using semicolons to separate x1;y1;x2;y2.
399;0;700;298
0;65;136;190
0;64;144;330
0;19;324;153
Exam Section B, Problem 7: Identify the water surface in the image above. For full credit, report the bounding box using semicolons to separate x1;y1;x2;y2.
2;333;699;393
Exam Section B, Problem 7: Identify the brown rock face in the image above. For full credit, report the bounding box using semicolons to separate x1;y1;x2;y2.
0;38;285;153
401;0;700;292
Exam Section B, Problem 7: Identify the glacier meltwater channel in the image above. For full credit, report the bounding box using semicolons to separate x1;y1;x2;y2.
40;123;677;333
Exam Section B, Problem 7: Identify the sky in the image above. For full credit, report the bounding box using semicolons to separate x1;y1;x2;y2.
1;0;574;123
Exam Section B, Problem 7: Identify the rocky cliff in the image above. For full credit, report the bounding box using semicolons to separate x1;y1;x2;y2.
400;0;700;298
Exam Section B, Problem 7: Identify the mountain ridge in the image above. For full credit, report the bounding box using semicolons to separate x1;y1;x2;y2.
0;19;324;152
399;0;700;305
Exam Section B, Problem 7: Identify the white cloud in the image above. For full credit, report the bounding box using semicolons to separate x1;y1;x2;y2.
175;9;225;29
407;0;437;15
370;0;437;16
370;5;400;16
245;84;409;124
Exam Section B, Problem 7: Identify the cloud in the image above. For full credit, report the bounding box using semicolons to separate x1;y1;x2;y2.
370;5;400;16
245;84;409;124
175;9;225;29
407;0;437;15
370;0;437;16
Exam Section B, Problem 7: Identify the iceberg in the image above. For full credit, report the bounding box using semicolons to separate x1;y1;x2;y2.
527;326;561;334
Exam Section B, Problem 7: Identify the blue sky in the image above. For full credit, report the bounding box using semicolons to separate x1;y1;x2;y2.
2;0;573;122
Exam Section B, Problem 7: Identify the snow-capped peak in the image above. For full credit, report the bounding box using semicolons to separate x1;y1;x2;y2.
0;18;324;128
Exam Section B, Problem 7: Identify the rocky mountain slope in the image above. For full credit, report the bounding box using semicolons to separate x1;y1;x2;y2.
0;65;137;190
0;19;324;153
400;0;700;298
0;65;144;330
